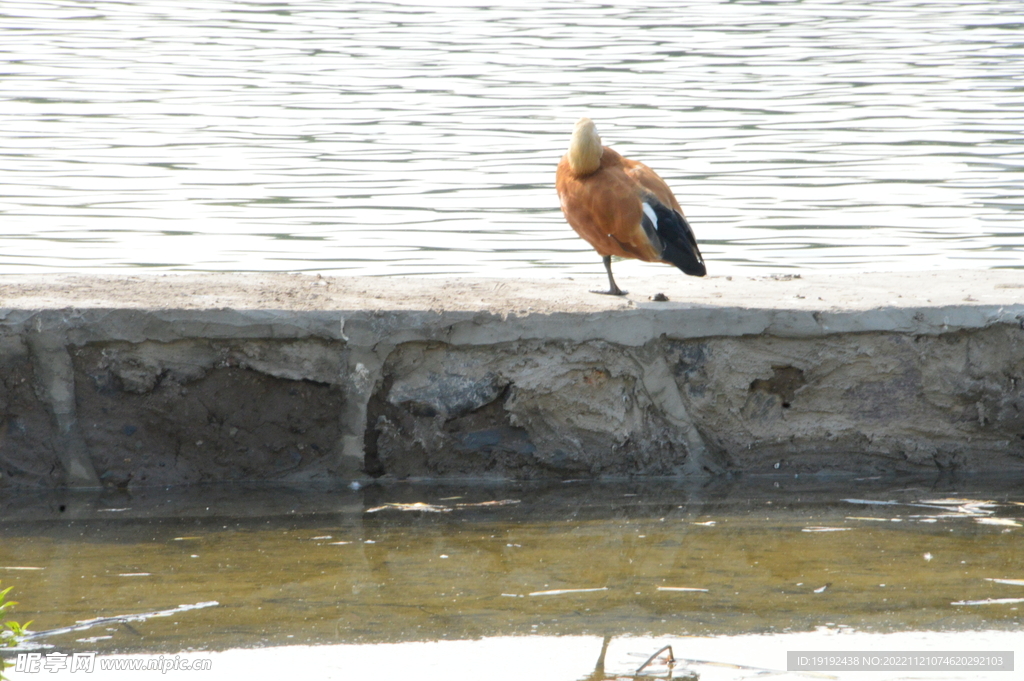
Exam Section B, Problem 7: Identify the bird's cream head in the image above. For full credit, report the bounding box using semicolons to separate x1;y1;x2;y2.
566;117;603;176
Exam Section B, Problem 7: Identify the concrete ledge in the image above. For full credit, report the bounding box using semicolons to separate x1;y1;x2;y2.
1;271;1023;488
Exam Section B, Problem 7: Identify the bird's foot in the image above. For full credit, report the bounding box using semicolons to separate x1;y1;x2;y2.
590;287;628;296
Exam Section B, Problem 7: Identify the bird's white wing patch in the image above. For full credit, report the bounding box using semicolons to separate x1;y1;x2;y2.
641;201;658;229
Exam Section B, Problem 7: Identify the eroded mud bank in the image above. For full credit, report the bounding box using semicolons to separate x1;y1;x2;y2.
1;272;1023;487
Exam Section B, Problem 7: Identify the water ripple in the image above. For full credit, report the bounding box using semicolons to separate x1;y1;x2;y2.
1;0;1022;276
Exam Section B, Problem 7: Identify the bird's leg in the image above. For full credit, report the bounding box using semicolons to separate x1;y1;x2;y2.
591;255;627;296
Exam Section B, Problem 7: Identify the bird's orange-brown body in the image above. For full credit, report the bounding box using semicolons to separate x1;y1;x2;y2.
556;145;679;263
556;118;705;295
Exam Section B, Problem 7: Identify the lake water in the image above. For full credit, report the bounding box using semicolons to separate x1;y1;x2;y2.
2;0;1022;279
2;478;1023;680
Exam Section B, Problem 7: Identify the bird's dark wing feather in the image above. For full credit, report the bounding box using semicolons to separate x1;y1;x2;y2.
640;196;706;277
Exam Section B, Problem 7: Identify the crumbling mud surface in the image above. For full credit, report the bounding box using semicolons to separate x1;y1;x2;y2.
368;341;698;478
1;272;1023;488
367;328;1024;480
71;341;347;487
666;327;1024;474
0;330;63;483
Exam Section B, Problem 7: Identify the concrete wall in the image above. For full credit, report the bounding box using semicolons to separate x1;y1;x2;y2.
2;272;1023;488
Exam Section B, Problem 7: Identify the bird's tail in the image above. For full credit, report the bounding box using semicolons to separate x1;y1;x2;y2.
641;198;706;277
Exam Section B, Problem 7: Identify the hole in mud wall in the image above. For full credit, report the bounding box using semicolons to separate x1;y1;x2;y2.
749;365;806;406
74;346;345;487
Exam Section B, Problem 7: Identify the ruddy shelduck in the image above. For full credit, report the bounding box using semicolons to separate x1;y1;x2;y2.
556;118;706;295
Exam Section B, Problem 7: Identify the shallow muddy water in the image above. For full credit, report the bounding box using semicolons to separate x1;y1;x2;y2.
1;476;1023;679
